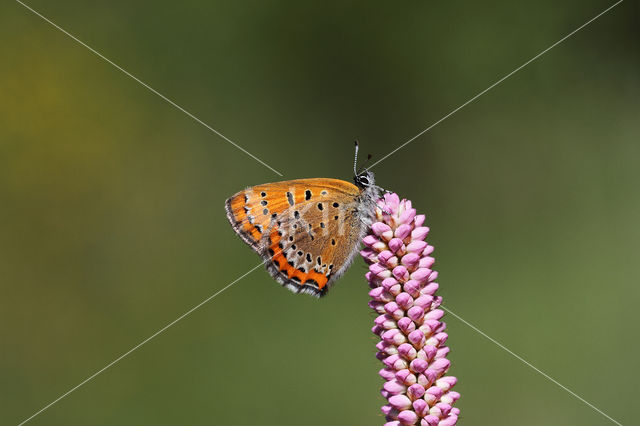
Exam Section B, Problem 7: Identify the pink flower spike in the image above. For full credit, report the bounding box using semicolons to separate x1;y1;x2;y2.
361;194;459;425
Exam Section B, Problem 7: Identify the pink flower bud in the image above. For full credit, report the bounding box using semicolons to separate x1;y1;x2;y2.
396;369;417;386
413;398;429;417
407;383;426;400
425;309;444;321
388;237;404;253
401;252;420;269
411;226;429;240
372;222;392;237
369;287;386;300
392;266;409;281
369;263;387;276
408;330;426;349
396;292;414;309
389;395;412;410
410;358;429;374
410;268;432;282
403;280;421;296
422;415;440;426
406;240;427;254
418;256;435;268
397;410;419;424
397;317;416;334
407;306;425;322
398;343;417;360
395;224;412;240
379;368;396;381
382;277;399;290
413;295;434;309
363;235;379;247
384;380;407;395
378;250;395;264
398;208;416;225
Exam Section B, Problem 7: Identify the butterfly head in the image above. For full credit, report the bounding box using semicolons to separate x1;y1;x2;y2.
354;170;375;189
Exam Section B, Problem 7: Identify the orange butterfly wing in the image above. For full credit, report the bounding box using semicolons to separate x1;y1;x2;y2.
226;178;364;297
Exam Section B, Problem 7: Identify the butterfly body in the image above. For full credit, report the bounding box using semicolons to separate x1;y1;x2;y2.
225;172;379;297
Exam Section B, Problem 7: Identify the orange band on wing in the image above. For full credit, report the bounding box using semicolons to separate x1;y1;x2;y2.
227;193;263;242
269;229;328;290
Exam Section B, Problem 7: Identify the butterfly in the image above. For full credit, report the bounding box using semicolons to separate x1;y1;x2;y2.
225;143;381;297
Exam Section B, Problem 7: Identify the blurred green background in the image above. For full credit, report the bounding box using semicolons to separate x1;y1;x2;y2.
1;1;638;425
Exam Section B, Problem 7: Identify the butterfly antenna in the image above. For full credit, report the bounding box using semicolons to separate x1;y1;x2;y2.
353;140;360;176
358;154;373;173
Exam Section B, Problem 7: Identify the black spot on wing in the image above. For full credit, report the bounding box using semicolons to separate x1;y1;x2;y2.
286;192;294;206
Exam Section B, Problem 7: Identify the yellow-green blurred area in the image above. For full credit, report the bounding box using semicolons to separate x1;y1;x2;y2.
1;0;638;424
